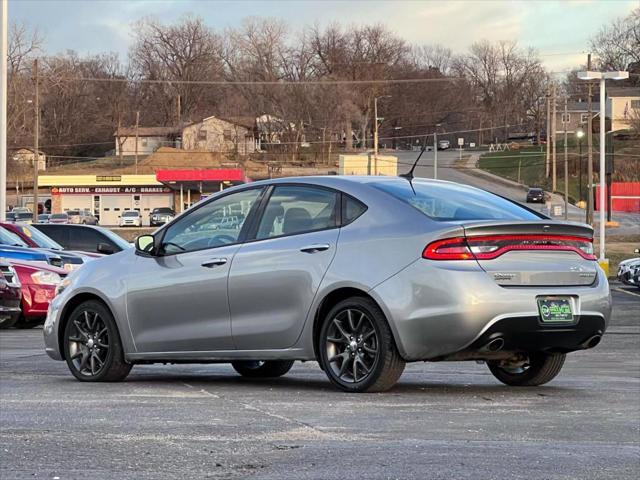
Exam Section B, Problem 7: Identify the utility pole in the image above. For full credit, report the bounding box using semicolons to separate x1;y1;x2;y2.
433;131;438;179
586;53;594;225
563;96;569;220
176;95;181;126
0;0;8;220
134;110;139;174
545;86;550;178
374;97;379;159
551;83;557;192
32;58;39;222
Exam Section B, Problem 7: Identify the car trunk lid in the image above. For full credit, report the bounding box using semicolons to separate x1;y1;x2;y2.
461;221;597;287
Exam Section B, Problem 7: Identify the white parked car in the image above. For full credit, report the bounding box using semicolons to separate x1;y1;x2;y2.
119;210;142;227
617;249;640;286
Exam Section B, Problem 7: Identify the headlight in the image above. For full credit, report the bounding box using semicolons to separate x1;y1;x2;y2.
31;270;62;286
55;276;73;296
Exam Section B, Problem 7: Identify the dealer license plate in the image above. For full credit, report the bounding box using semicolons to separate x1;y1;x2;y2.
537;297;574;323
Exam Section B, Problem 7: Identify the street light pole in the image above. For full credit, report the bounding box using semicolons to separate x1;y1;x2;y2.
576;128;584;204
433;131;438;179
0;0;7;220
374;97;379;158
577;69;629;266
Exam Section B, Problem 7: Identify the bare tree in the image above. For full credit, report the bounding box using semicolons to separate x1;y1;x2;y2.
590;7;640;72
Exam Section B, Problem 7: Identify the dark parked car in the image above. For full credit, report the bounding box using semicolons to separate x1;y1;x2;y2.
150;207;175;227
0;260;22;329
526;188;545;203
33;224;131;255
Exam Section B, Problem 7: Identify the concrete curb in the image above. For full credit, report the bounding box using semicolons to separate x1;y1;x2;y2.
464;153;529;191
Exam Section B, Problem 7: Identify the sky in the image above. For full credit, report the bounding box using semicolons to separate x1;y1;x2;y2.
8;0;639;73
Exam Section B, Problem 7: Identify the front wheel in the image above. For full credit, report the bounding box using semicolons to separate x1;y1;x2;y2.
488;352;566;386
318;297;405;393
231;360;294;378
63;300;132;382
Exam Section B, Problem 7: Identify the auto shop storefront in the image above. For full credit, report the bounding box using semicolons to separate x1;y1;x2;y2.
39;174;174;226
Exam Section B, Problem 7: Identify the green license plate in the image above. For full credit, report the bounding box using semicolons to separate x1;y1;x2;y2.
537;297;574;323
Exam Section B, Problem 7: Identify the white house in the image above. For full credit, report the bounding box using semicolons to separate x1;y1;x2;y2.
181;116;256;155
11;148;46;171
607;87;640;132
114;126;181;156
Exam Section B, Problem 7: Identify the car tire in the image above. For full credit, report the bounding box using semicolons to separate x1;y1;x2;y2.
488;352;566;386
15;315;42;329
318;296;405;393
231;360;295;378
0;316;19;329
63;300;132;382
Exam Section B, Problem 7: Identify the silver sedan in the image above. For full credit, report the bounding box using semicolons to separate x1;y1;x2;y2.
44;176;611;392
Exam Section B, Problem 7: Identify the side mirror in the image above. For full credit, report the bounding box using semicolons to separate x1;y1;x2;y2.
97;243;115;255
135;234;158;256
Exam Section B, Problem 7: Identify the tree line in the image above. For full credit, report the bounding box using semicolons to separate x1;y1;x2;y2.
6;8;639;164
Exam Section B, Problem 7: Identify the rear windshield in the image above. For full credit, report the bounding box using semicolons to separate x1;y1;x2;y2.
371;180;542;222
153;208;173;214
67;210;80;215
51;214;68;219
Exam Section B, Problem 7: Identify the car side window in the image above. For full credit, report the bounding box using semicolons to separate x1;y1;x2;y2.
161;188;262;254
256;185;339;240
342;195;367;225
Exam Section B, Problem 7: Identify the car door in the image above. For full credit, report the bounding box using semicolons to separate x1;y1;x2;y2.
126;187;264;353
228;185;340;350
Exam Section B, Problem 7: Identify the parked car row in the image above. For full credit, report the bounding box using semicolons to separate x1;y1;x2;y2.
617;248;640;290
0;223;132;329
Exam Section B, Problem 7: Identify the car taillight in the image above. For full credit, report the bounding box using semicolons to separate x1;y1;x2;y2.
423;235;596;261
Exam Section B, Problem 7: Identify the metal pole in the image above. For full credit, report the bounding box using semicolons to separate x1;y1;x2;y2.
134;111;139;174
545;87;550;178
373;97;378;159
563;97;568;220
180;184;184;213
551;83;557;192
579;138;582;203
0;0;7;220
586;54;594;225
32;58;39;222
433;132;438;179
598;78;606;261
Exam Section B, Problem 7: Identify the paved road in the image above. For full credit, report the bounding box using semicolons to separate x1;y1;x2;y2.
394;150;640;235
1;286;638;479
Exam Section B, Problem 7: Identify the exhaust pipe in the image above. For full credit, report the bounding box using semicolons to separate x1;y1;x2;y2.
582;335;602;349
485;337;505;352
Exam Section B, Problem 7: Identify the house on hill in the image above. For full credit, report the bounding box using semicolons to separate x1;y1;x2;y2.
114;126;181;156
11;148;47;171
181;116;256;156
607;87;640;132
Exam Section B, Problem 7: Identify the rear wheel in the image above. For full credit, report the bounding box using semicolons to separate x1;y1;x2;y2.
63;300;131;382
488;352;566;386
231;360;294;378
0;316;19;329
318;297;405;393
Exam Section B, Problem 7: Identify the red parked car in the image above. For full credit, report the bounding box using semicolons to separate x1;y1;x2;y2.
9;260;67;328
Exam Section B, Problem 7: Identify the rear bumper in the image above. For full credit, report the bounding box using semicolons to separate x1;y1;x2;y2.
371;260;611;361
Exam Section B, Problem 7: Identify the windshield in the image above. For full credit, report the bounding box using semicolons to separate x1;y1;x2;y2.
153;208;173;214
67;210;80;215
51;214;68;219
0;227;28;247
371;180;543;222
123;211;140;217
18;224;64;250
97;228;133;249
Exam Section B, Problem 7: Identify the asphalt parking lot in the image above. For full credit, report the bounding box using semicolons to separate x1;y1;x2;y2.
1;285;639;480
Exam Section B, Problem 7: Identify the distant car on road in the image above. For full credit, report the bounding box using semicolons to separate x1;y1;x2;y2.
44;176;610;392
526;187;545;203
49;213;69;224
437;140;450;150
67;209;99;225
149;207;175;227
119;210;142;227
0;260;22;329
33;224;131;255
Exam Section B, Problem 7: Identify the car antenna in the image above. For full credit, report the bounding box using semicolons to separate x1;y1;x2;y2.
399;133;429;194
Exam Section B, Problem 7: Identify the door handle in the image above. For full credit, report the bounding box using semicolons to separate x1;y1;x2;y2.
201;258;228;268
300;243;330;253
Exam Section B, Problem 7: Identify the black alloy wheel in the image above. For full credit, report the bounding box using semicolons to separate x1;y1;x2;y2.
319;297;405;393
64;300;131;382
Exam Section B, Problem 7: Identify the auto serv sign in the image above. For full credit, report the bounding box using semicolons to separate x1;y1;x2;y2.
42;175;174;226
